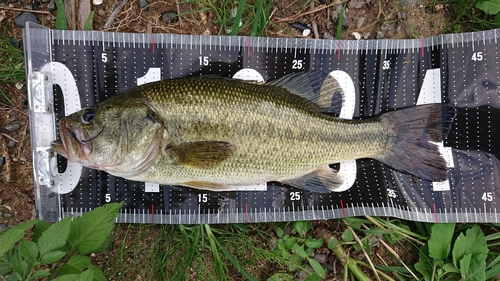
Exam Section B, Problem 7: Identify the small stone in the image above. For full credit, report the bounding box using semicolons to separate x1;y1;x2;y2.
376;31;385;39
22;99;28;107
3;213;12;218
363;32;371;39
0;224;6;231
0;211;3;217
381;24;393;32
400;12;408;20
139;0;148;10
98;9;106;16
0;198;3;205
0;156;3;166
5;124;20;131
41;0;50;3
10;116;17;121
331;11;339;23
161;11;178;23
326;21;333;30
15;12;40;27
342;18;349;28
12;157;19;163
405;26;416;37
32;1;41;9
7;141;15;147
396;22;403;32
323;31;333;39
314;254;327;264
402;0;421;7
351;32;361;40
356;17;365;29
47;0;56;12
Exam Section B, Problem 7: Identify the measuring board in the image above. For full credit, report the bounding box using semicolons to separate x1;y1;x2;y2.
24;22;500;224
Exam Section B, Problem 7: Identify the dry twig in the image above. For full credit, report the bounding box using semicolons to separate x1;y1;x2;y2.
0;5;51;15
104;0;129;30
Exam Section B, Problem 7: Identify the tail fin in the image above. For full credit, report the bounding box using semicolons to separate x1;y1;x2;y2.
375;104;455;181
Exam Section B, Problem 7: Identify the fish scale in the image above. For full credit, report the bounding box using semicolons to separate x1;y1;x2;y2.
25;22;500;224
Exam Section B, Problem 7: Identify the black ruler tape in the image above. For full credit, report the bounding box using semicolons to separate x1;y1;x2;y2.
25;24;500;223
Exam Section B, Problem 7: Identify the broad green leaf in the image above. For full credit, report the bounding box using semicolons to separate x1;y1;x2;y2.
288;253;302;272
276;227;284;238
303;273;322;281
0;261;11;275
294;221;311;238
285;237;297;251
327;237;340;250
452;226;488;267
414;245;432;281
0;220;38;257
88;264;107;281
428;223;455;260
291;244;308;259
442;263;460;274
69;202;123;254
52;269;94;281
37;216;71;256
18;240;38;262
56;254;91;276
460;253;487;281
40;251;66;264
30;269;51;279
305;238;324;249
33;221;50;243
476;0;500;15
11;250;31;280
341;229;354;242
308;258;326;278
267;273;293;281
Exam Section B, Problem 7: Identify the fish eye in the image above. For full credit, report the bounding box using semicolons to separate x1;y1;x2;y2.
81;108;96;124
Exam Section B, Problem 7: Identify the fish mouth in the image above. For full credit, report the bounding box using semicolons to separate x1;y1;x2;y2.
51;119;103;163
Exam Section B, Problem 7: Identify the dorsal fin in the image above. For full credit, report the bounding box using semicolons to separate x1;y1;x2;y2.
268;71;344;114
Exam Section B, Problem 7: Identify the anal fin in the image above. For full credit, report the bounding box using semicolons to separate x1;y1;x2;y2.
282;166;344;193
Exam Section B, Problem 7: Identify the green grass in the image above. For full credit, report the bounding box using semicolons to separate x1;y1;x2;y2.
436;0;500;32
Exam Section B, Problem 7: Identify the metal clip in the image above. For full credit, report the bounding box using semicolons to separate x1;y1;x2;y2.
35;147;55;187
30;72;52;113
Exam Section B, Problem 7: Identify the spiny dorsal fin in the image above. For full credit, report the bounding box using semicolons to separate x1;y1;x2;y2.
167;141;236;169
268;71;344;114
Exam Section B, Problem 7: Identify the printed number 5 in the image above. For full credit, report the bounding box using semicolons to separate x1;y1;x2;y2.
482;192;493;202
105;194;111;202
101;53;108;63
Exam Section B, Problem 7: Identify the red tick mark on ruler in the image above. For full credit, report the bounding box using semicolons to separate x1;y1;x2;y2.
433;203;438;222
247;37;251;57
340;199;346;217
151;204;155;223
245;202;249;223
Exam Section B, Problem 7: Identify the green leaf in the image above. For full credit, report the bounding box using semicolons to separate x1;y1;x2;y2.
84;11;95;31
69;202;123;254
40;251;66;264
308;258;326;278
341;229;354;242
0;220;38;257
460;253;487;281
31;269;51;279
294;221;311;238
305;238;324;249
267;273;293;281
476;0;500;15
18;240;38;262
56;254;91;276
33;221;50;243
428;223;455;260
88;264;107;281
11;250;31;280
276;227;284;238
291;244;308;259
0;260;12;275
327;237;340;250
53;269;94;281
452;226;488;267
37;216;71;257
414;245;432;281
55;0;67;30
284;237;297;251
303;273;322;281
288;253;302;272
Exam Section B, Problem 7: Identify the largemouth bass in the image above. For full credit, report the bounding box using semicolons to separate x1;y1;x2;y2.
51;71;454;192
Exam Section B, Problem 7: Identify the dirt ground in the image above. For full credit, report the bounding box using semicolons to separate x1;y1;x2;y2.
0;0;457;279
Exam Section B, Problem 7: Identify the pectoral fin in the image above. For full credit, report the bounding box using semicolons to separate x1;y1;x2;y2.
282;166;344;193
167;141;236;169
